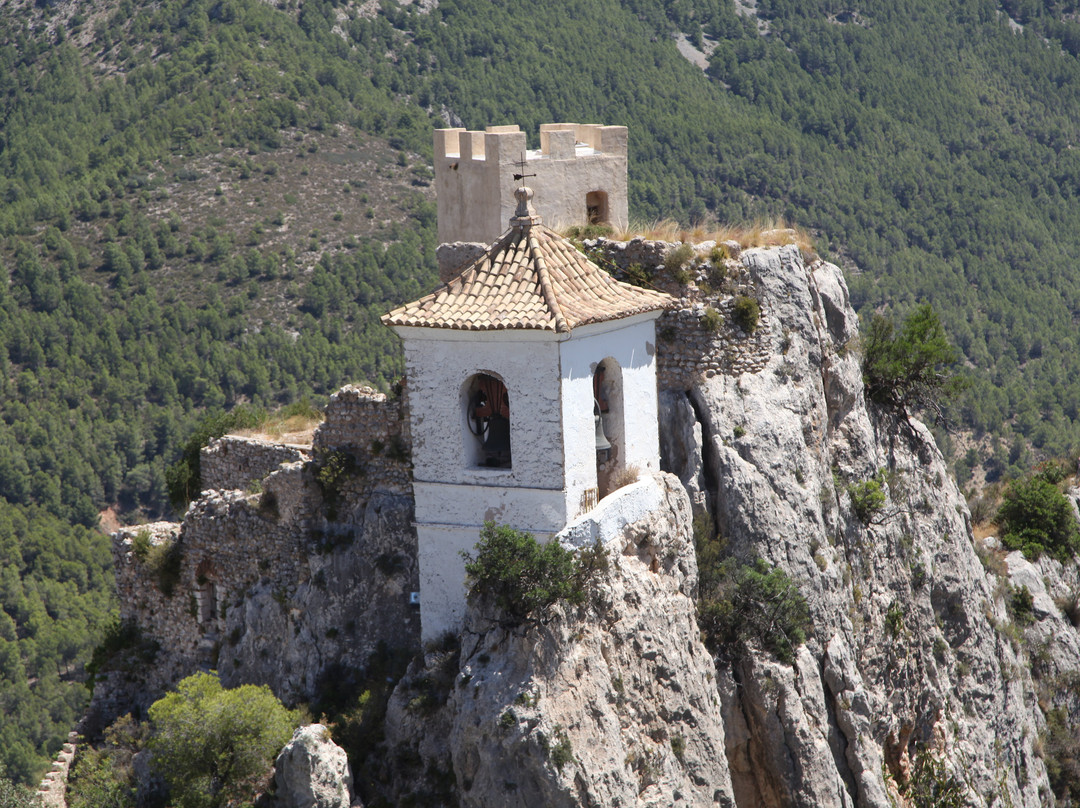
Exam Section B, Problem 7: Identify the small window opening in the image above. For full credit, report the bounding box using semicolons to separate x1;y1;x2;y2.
586;191;608;225
199;581;216;624
466;373;511;468
196;560;216;624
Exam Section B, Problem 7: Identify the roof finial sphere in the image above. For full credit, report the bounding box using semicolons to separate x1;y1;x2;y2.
511;186;542;228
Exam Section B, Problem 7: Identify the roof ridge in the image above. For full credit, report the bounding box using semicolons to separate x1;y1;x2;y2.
529;229;569;334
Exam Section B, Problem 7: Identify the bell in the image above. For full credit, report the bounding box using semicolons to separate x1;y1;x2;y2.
481;414;512;466
594;413;612;460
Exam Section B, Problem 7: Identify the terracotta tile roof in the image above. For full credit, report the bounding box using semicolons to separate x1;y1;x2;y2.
383;223;674;334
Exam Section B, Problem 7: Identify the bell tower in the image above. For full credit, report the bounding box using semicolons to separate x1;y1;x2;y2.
383;188;672;641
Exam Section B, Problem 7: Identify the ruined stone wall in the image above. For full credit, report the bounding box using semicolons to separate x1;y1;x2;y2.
313;383;412;492
201;437;310;493
93;386;419;729
583;236;774;389
36;731;77;807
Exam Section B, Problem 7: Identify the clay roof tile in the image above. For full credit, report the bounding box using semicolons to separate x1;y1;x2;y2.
383;196;673;333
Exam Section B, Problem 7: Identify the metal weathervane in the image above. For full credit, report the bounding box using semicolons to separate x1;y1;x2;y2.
512;152;536;186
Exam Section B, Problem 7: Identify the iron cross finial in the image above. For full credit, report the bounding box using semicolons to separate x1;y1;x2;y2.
512;152;536;186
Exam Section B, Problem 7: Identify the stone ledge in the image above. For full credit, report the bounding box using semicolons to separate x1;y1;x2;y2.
558;474;666;550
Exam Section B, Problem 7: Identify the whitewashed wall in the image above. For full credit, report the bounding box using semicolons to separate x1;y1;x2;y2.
559;313;663;521
398;313;661;641
400;328;565;491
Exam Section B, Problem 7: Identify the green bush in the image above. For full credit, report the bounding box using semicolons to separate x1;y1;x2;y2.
145;539;183;597
847;471;887;525
131;529;152;561
463;523;607;624
562;223;613;240
901;747;966;808
66;715;144;808
885;602;904;637
861;304;961;417
701;306;723;333
314;449;359;521
697;556;811;665
662;243;695;273
1045;705;1080;804
1008;585;1035;626
996;471;1080;561
546;726;574;773
731;295;760;333
0;779;38;808
148;672;298;808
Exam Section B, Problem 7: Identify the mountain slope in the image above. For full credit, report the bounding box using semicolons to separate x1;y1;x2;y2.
5;0;1080;786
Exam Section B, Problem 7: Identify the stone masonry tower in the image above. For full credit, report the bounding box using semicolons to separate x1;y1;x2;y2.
434;123;628;245
383;187;671;641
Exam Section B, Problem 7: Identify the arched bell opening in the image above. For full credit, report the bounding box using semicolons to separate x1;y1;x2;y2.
462;372;512;469
586;191;609;226
593;359;624;497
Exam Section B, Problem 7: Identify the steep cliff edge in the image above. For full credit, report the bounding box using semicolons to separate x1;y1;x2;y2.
91;386;420;727
380;243;1072;807
653;244;1054;807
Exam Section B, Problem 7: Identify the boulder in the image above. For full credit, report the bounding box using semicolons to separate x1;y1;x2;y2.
272;724;355;808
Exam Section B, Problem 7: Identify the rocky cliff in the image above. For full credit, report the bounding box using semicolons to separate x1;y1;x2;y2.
98;243;1080;808
378;242;1077;807
384;473;737;807
91;386;420;728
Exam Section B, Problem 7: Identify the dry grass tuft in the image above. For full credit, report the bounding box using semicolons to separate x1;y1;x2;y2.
606;216;815;255
234;402;324;446
610;465;642;492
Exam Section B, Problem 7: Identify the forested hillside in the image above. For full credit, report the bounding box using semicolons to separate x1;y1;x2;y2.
3;0;1080;786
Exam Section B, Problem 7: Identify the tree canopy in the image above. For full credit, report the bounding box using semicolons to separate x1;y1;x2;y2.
148;672;298;808
862;304;962;420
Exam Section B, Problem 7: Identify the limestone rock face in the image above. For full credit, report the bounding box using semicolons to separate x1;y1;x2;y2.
450;475;734;807
96;463;420;726
387;474;736;807
272;724;356;808
659;245;1058;807
219;489;418;701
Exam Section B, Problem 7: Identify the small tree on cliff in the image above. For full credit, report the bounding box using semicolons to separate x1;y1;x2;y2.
996;468;1080;562
463;522;608;625
148;672;298;808
861;304;962;421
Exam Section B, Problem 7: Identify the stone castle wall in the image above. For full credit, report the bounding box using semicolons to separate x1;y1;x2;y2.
434;123;628;244
312;383;412;491
582;236;774;389
201;437;310;493
95;385;418;728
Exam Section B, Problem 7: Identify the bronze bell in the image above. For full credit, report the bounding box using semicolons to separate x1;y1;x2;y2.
481;414;512;467
594;412;612;461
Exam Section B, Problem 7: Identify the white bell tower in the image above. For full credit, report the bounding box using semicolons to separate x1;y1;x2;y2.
383;187;673;641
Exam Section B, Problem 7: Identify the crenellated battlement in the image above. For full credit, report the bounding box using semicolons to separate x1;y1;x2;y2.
434;123;628;245
434;123;627;162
